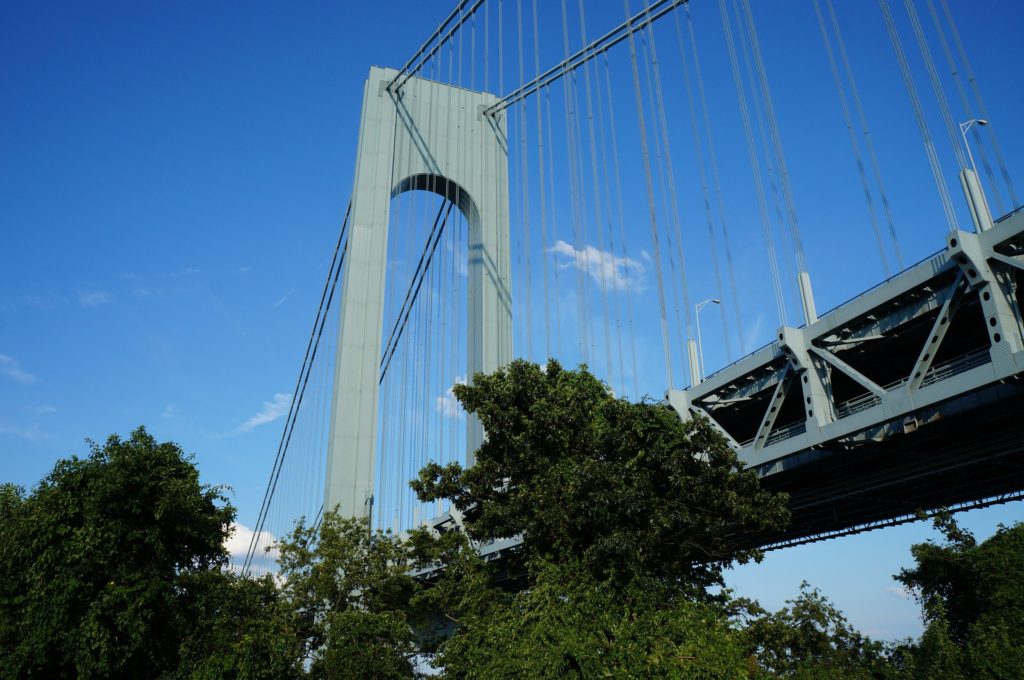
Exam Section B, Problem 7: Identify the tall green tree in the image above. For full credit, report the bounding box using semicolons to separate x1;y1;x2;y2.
411;359;790;590
0;428;234;678
736;583;907;679
896;515;1024;678
275;510;419;679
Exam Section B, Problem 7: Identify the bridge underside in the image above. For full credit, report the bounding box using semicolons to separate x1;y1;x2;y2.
669;207;1024;548
754;377;1024;548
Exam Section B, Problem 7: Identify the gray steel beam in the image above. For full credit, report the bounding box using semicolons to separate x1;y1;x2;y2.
670;210;1024;474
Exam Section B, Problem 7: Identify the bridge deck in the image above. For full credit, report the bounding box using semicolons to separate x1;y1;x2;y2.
665;208;1024;546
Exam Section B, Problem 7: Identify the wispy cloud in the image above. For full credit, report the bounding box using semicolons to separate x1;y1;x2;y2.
0;423;49;443
23;293;61;311
744;314;766;353
31;405;56;415
436;377;466;419
272;288;297;309
168;268;201;278
77;290;111;308
548;240;645;292
445;241;469;277
0;354;35;385
236;393;292;433
237;266;252;274
885;585;913;600
162;404;177;419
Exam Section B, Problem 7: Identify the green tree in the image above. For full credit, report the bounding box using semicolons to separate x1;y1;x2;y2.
737;583;907;679
411;359;790;591
435;560;750;679
173;570;305;679
896;515;1024;678
406;360;793;677
0;428;234;678
275;510;419;679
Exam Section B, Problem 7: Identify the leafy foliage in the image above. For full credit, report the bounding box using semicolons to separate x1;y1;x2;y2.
0;428;233;678
737;583;906;679
895;515;1024;679
5;380;1024;679
411;359;790;590
435;561;749;679
275;510;419;679
173;571;304;679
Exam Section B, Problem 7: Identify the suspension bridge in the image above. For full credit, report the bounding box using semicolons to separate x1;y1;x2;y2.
243;0;1024;574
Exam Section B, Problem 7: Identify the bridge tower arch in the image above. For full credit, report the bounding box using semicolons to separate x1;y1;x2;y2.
325;66;512;518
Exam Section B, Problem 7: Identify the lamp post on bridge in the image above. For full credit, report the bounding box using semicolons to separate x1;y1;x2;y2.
960;118;988;178
958;118;994;232
694;298;721;384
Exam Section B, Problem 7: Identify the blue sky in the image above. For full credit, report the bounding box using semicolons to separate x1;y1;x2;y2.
3;0;1024;640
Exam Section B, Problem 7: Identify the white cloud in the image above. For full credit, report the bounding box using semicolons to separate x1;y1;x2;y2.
161;404;177;419
31;405;56;415
436;376;466;419
225;522;278;574
237;393;292;433
0;354;35;384
547;240;645;292
78;290;111;307
885;585;913;600
168;268;201;278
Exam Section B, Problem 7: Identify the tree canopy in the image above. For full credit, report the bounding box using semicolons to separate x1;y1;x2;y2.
0;428;237;677
4;369;1024;678
894;514;1024;678
411;359;790;590
275;511;419;679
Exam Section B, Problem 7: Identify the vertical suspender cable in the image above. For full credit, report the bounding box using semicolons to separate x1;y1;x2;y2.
684;4;746;354
738;0;807;275
673;8;734;359
718;0;787;327
738;13;794;295
533;0;553;360
878;0;959;232
624;0;675;387
938;0;1018;208
578;0;616;381
545;86;564;359
517;0;534;360
903;0;967;169
641;1;694;358
826;0;903;269
603;53;641;398
593;47;628;394
813;0;891;276
925;0;1004;214
561;0;592;364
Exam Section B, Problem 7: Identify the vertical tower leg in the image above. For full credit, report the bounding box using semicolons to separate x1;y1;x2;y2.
325;68;511;519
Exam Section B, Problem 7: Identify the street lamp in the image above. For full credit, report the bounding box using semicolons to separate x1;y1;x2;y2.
959;118;988;176
694;298;721;382
959;118;994;232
